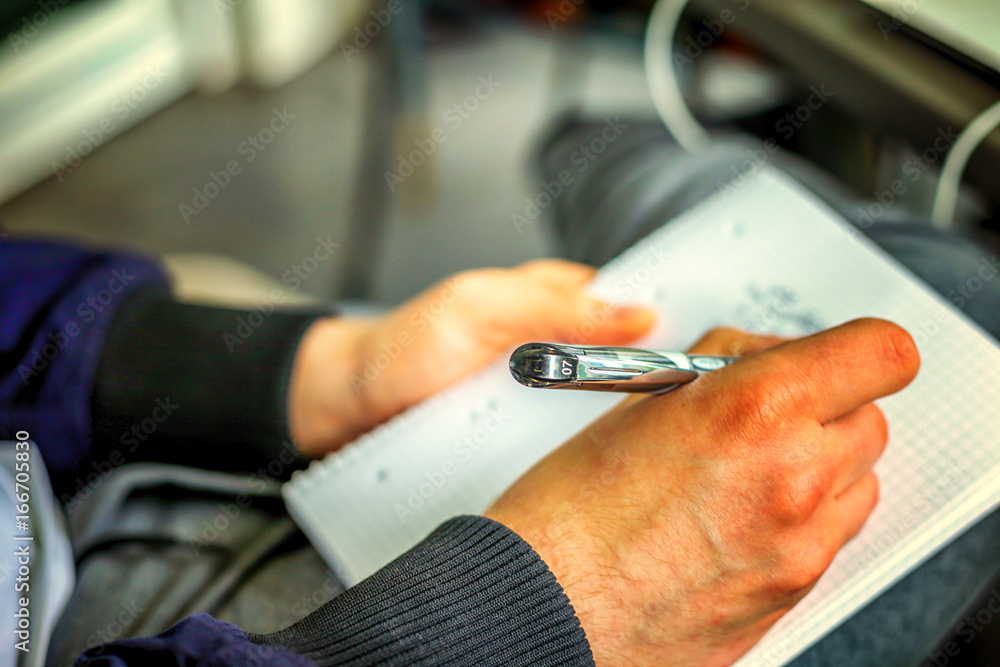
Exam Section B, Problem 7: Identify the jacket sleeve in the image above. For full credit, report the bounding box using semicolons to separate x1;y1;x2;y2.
0;238;169;491
0;237;321;499
75;516;596;667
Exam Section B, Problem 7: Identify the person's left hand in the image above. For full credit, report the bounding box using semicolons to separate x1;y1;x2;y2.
287;260;656;457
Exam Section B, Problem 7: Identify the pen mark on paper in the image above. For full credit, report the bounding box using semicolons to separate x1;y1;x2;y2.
735;283;822;336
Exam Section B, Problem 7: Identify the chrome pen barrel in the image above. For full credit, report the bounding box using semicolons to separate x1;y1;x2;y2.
509;343;737;394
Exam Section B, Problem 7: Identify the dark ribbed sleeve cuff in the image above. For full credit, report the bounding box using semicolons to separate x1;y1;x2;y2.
250;515;595;666
89;287;323;477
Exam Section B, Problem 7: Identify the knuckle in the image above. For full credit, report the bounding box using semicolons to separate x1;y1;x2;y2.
768;467;827;523
712;382;770;440
723;366;813;436
747;390;788;434
765;361;817;416
775;546;835;593
710;382;783;445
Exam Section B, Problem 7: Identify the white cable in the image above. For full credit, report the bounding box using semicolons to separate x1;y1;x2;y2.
644;0;711;153
930;98;1000;230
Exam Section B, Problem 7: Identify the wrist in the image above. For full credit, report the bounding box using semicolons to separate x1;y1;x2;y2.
287;316;378;456
485;449;624;664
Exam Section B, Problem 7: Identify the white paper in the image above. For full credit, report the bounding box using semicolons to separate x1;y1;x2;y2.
284;169;1000;665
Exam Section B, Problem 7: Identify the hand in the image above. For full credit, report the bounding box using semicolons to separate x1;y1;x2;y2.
485;319;920;666
287;260;656;456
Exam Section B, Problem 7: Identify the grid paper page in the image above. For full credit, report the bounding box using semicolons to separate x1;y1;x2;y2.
283;169;1000;664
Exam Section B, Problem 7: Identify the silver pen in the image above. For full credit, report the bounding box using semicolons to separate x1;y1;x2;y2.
509;343;737;394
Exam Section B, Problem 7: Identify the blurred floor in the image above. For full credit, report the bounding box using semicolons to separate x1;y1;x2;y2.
0;20;655;304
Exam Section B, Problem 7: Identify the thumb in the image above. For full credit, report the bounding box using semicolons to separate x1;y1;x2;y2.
461;260;656;347
503;290;656;345
562;297;657;345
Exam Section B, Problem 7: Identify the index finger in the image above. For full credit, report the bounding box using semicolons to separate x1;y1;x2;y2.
686;326;789;356
707;318;920;424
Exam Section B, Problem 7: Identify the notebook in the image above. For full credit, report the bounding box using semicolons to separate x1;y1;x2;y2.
283;168;1000;665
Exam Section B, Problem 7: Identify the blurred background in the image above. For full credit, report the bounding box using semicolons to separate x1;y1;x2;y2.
3;0;1000;664
2;0;998;308
1;0;661;305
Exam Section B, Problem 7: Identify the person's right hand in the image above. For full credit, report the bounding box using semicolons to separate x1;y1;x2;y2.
486;318;920;666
